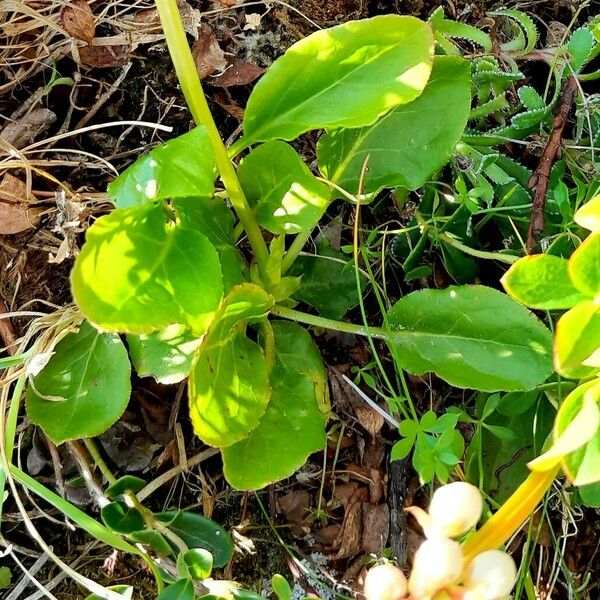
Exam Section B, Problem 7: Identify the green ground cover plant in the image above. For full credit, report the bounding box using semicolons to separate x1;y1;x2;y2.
1;2;600;598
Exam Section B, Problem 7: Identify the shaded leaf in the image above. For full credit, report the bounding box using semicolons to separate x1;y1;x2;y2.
189;284;273;447
105;476;146;499
71;202;223;335
193;24;227;78
107;127;215;209
26;322;131;444
101;502;145;534
130;529;173;555
156;579;195;600
317;56;471;194
222;321;329;489
385;286;553;391
240;15;434;146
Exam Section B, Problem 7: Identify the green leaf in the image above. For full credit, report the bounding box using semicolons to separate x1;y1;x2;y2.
71;202;223;335
317;56;471;195
26;322;131;444
568;233;600;297
189;284;273;447
568;27;595;71
157;579;195;600
105;475;146;499
127;324;202;385
108;126;215;209
155;511;234;568
272;575;293;600
391;437;414;461
179;548;213;580
502;254;587;310
130;529;173;555
239;15;434;146
237;142;331;234
579;481;600;507
86;585;133;600
222;321;329;490
174;197;245;292
385;286;553;391
0;566;11;590
554;301;600;376
101;502;145;534
288;242;364;319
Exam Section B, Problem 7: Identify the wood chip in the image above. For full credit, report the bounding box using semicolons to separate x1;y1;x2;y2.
0;174;41;234
61;0;95;45
192;24;228;79
208;58;265;87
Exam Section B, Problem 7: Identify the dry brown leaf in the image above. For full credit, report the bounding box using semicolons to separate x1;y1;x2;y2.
0;174;42;234
333;487;368;559
79;44;128;68
209;58;265;87
129;7;162;34
361;503;389;554
355;405;385;438
192;24;228;79
0;108;57;149
215;0;238;6
61;0;95;45
277;490;311;525
313;524;342;546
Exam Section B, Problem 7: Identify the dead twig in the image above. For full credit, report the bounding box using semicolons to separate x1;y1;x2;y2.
526;75;578;253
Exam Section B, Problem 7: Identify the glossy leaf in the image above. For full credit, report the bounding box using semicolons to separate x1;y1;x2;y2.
579;482;600;507
288;242;364;319
554;301;600;376
574;194;600;231
317;56;471;195
129;529;173;555
189;284;273;447
237;142;331;234
156;511;234;567
174;197;245;292
240;15;434;145
71;202;223;335
156;579;195;600
502;254;586;309
108;126;215;209
127;324;202;385
222;321;329;490
385;286;553;391
179;548;213;580
105;475;146;499
101;502;145;534
26;322;131;444
568;233;600;296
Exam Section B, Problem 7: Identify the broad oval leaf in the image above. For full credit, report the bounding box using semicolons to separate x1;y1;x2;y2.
156;579;195;600
189;284;273;447
26;321;131;444
71;202;223;335
568;233;600;297
127;324;202;385
502;254;586;310
155;510;234;568
108;126;215;209
317;56;471;195
237;141;331;234
554;301;600;377
222;321;329;490
101;501;145;534
239;15;434;146
385;286;553;391
574;194;600;231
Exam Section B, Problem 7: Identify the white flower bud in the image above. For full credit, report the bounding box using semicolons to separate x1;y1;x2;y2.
463;550;517;599
408;538;463;599
363;563;408;600
428;482;483;538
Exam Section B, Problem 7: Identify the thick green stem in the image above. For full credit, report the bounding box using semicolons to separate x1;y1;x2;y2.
281;229;314;274
155;0;269;268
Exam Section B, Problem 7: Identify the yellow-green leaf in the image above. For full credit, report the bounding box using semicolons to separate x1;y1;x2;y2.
574;194;600;231
568;233;600;297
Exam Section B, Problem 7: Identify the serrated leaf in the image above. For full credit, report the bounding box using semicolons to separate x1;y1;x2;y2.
71;202;223;335
317;56;471;195
156;511;233;567
554;301;600;376
108;126;215;209
288;243;363;319
574;194;600;231
385;286;553;391
568;233;600;296
127;324;202;385
222;321;329;490
237;142;331;234
517;85;545;110
502;254;586;309
189;284;273;447
26;322;131;444
568;27;595;71
239;15;434;146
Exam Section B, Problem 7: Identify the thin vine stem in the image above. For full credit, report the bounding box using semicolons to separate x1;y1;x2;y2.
154;0;269;269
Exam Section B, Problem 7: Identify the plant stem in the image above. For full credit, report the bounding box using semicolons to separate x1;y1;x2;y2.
281;229;313;274
154;0;269;269
84;439;117;486
271;305;386;338
461;466;559;563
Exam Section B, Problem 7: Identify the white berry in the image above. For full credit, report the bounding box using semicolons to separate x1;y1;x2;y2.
363;563;408;600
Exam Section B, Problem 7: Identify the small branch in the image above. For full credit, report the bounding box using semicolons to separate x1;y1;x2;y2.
526;75;578;253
